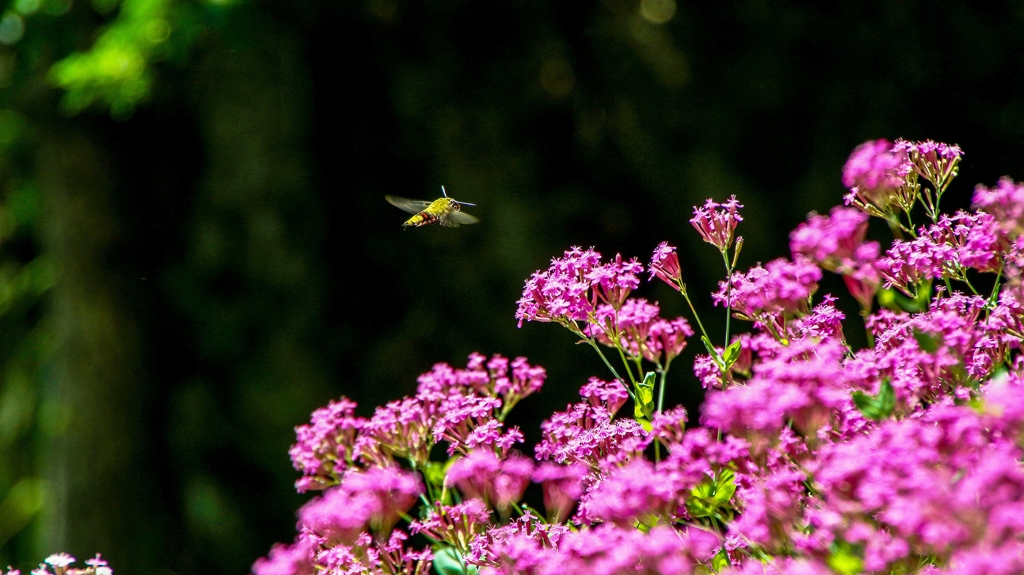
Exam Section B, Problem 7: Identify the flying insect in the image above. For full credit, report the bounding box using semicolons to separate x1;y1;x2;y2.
385;186;479;228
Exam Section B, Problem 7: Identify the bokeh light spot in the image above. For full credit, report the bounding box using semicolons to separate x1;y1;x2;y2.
13;0;40;16
0;13;25;45
639;0;676;24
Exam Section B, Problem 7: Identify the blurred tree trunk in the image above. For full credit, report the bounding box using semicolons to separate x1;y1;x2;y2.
37;129;161;572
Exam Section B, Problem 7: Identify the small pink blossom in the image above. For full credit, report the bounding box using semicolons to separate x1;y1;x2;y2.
649;406;689;445
252;533;316;575
896;139;964;189
691;196;743;252
649;241;683;286
842;139;909;212
535;402;648;469
289;397;365;491
578;377;629;414
586;298;693;364
973;177;1024;240
515;246;602;326
715;257;821;322
579;459;683;526
447;450;534;514
532;463;588;523
409;499;492;547
789;206;872;269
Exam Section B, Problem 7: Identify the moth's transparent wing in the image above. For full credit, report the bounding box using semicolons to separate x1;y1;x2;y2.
441;211;480;228
385;195;431;215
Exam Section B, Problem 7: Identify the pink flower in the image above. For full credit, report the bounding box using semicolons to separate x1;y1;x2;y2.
715;257;821;322
356;396;433;469
585;298;693;364
516;247;643;327
973;177;1024;240
882;212;1006;282
409;499;491;547
579;459;682;526
720;559;832;575
702;338;851;444
896;139;964;189
730;466;807;551
84;555;108;568
535;402;648;470
447;450;534;514
252;532;316;575
649;241;683;286
431;394;510;455
579;377;629;414
880;233;951;295
587;253;644;309
532;463;588;523
789;206;872;270
691;196;743;251
789;296;846;344
648;406;689;445
474;523;719;575
298;467;421;544
516;246;602;326
468;512;571;571
842;139;909;212
289;397;365;491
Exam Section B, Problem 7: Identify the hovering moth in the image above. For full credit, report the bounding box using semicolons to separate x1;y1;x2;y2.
385;186;479;228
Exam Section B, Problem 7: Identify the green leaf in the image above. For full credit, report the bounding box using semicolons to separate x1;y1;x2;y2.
913;280;933;310
827;542;864;575
432;546;478;575
722;339;742;370
633;371;656;421
701;335;725;371
912;329;942;354
852;379;895;421
686;469;736;520
713;468;736;505
712;548;731;572
424;461;448;490
879;284;931;313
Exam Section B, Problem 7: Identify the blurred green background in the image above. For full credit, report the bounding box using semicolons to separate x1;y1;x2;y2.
0;0;1022;572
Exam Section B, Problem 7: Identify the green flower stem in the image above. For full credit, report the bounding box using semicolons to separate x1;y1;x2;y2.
720;249;733;349
902;208;917;237
656;360;671;414
680;287;712;346
987;264;1004;309
613;342;638;385
961;273;979;296
860;307;875;349
585;338;632;389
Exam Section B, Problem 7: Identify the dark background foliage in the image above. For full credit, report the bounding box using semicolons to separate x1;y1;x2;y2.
0;0;1022;573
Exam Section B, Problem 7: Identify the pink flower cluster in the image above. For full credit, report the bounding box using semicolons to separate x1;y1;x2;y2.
514;247;641;327
516;245;693;377
713;256;822;324
691;195;744;252
842;139;910;212
6;554;111;575
255;139;1024;575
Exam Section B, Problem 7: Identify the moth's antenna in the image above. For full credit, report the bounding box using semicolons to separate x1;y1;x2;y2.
441;185;448;198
